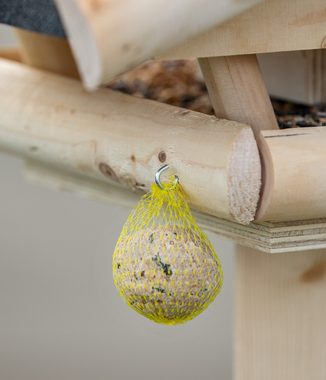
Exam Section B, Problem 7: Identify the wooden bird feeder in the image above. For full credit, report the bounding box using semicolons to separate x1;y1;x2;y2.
0;0;325;378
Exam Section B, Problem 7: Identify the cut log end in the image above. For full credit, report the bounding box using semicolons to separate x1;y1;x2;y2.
228;128;261;224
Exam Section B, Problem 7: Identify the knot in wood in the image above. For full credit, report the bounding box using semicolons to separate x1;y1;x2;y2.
98;162;118;181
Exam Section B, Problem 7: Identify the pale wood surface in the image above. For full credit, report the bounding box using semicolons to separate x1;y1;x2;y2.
235;247;326;380
199;55;278;137
54;0;261;89
0;46;22;62
257;127;326;222
24;161;326;254
199;54;278;221
0;58;261;224
15;28;79;78
259;50;326;105
163;0;326;59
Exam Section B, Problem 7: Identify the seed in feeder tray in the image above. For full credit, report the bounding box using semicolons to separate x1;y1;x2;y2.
112;226;223;324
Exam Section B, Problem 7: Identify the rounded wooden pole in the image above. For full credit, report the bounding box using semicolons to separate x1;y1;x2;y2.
0;58;261;224
54;0;262;89
256;127;326;222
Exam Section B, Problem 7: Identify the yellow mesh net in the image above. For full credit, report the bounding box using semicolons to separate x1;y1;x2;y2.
112;179;223;325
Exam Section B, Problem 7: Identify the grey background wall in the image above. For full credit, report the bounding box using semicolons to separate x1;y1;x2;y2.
0;25;235;380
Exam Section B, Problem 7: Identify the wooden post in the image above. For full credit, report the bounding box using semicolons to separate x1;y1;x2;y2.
198;54;278;137
200;54;326;380
235;247;326;380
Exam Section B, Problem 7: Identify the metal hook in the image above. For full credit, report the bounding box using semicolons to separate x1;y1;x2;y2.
155;164;179;190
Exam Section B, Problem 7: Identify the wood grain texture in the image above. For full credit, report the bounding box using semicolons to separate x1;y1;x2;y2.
235;247;326;380
15;29;79;78
163;0;326;59
199;55;278;137
0;58;261;224
257;127;326;222
54;0;261;89
199;54;277;222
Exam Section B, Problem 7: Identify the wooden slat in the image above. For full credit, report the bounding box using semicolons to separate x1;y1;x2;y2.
163;0;326;59
198;54;278;138
235;247;326;380
199;54;278;222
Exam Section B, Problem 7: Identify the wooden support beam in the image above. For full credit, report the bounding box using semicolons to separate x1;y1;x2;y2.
54;0;261;89
163;0;326;59
198;55;278;137
235;247;326;380
0;58;261;224
15;28;79;78
199;54;278;220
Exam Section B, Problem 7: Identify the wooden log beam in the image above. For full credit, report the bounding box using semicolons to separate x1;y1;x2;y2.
0;58;261;224
54;0;262;89
257;127;326;222
163;0;326;59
